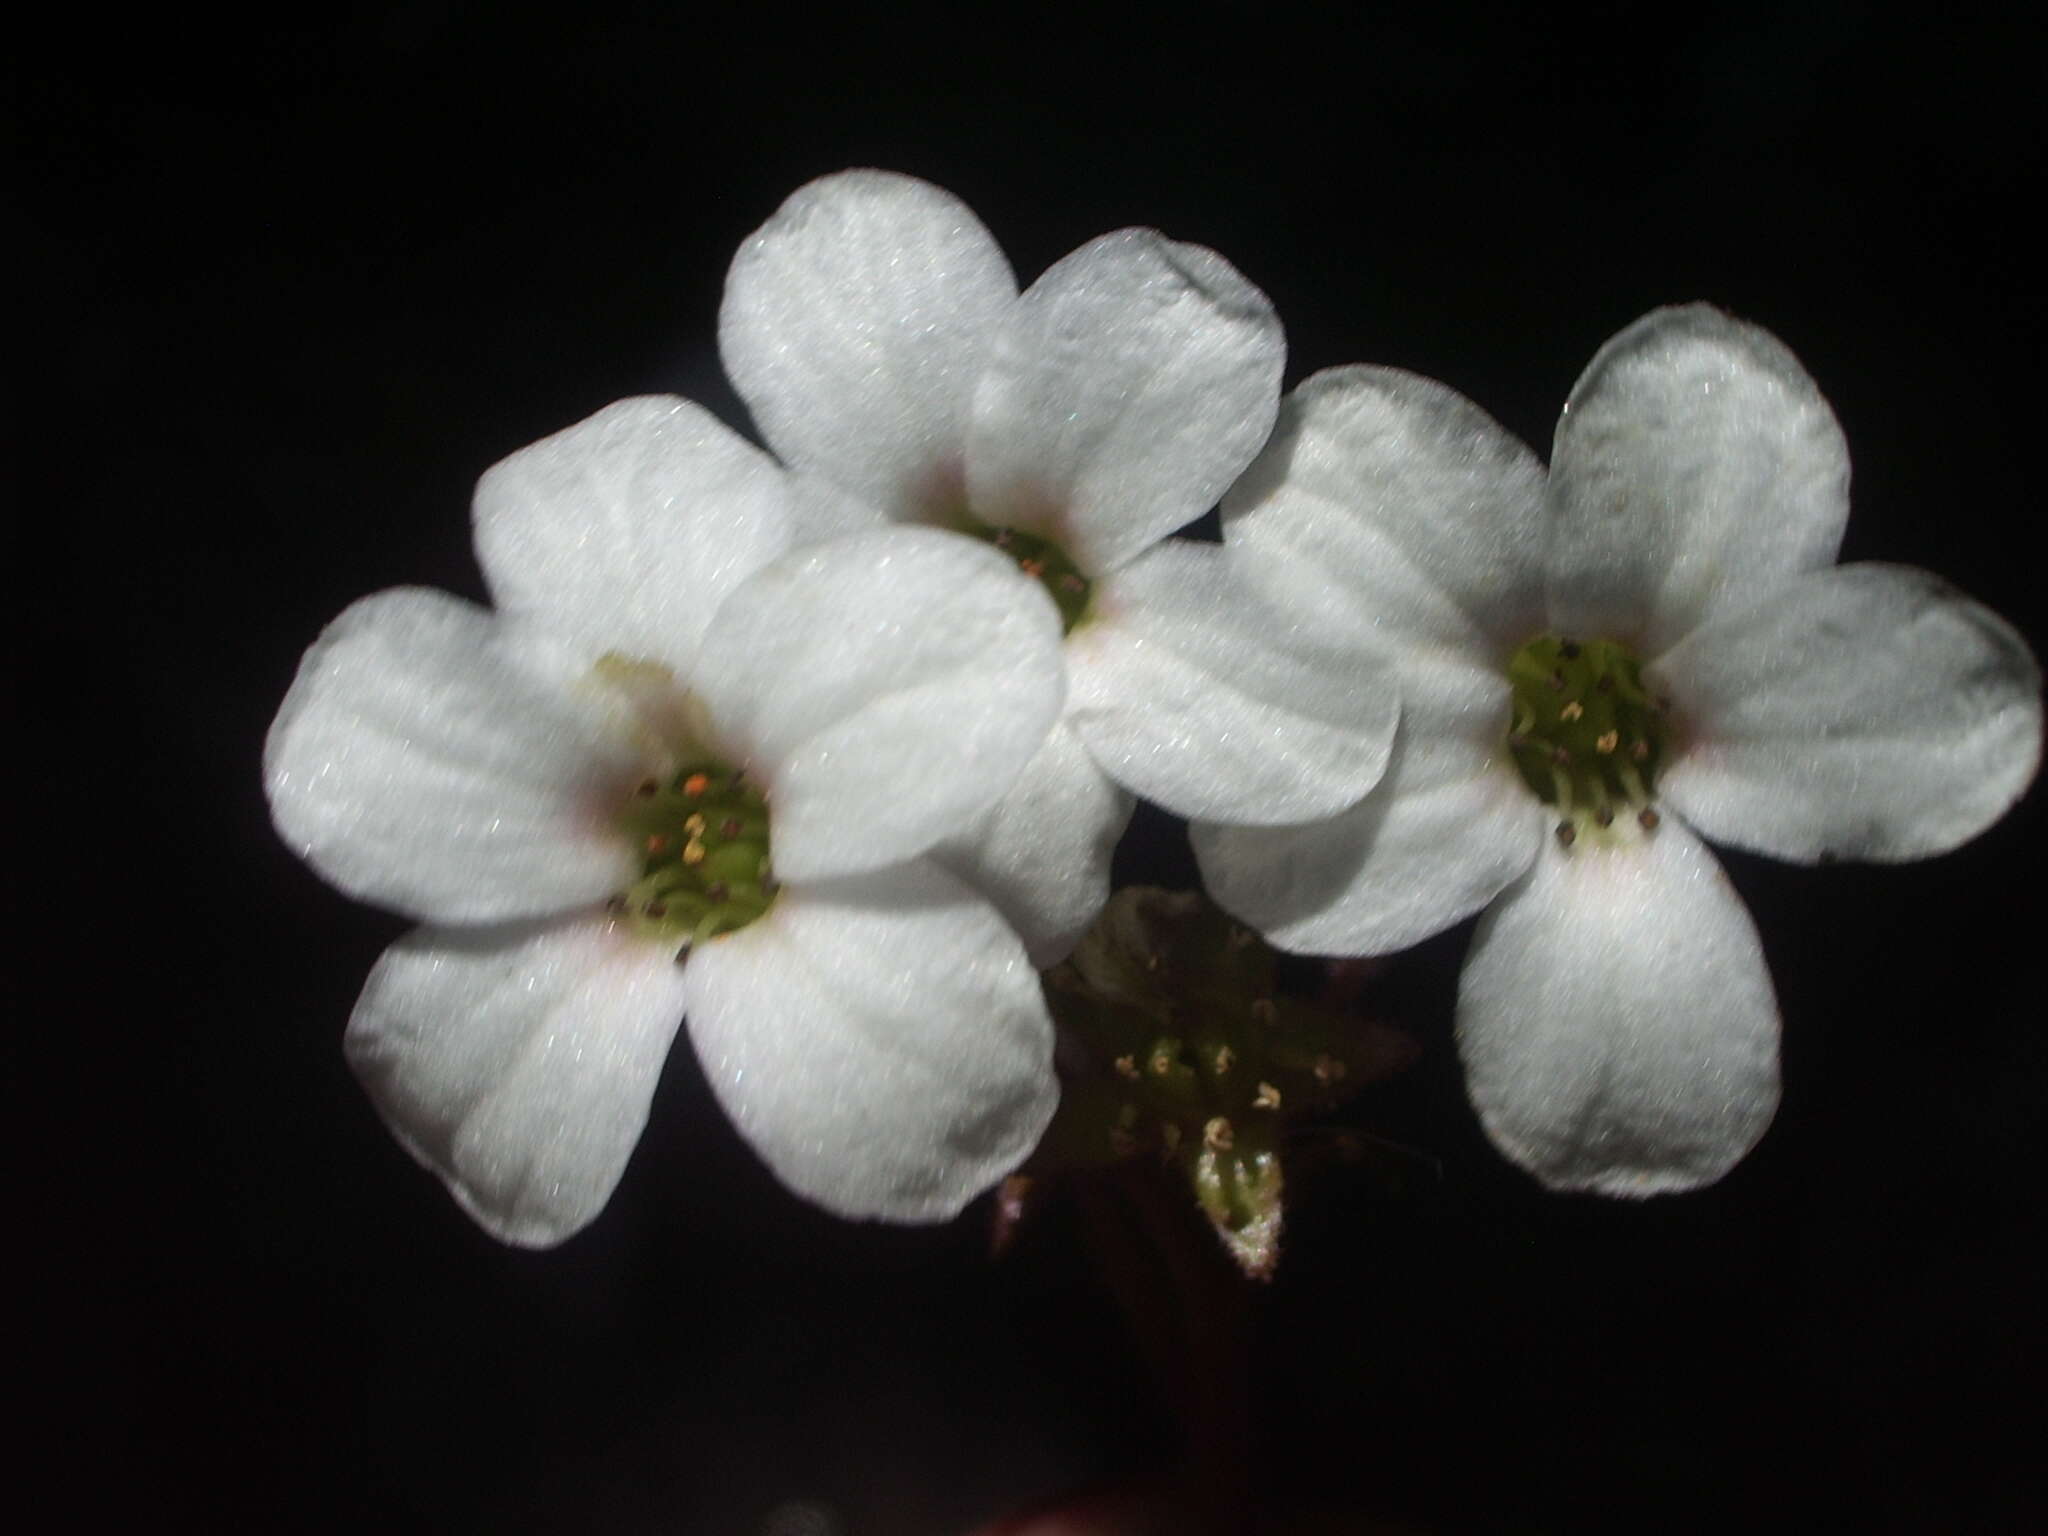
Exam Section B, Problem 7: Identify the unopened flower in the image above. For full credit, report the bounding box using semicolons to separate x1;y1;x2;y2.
720;170;1397;961
267;398;1068;1243
1197;306;2042;1194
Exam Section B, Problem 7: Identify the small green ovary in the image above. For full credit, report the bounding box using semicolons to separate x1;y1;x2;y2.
960;517;1093;632
1506;635;1669;832
613;762;774;952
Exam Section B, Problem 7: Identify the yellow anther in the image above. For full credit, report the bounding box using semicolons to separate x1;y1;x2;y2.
1212;1045;1236;1075
1254;1082;1282;1111
1114;1054;1140;1081
1560;700;1585;722
1313;1054;1346;1085
1203;1116;1235;1151
683;812;707;836
1596;730;1619;754
682;839;707;866
1149;1047;1175;1077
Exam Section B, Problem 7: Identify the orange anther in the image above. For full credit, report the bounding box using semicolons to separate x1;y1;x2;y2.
683;773;711;796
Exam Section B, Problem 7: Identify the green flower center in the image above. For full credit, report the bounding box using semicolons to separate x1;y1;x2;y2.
613;760;775;953
960;516;1093;632
1505;634;1670;844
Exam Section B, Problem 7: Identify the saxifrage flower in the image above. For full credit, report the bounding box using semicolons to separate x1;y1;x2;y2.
1195;305;2042;1194
266;397;1069;1243
720;170;1397;962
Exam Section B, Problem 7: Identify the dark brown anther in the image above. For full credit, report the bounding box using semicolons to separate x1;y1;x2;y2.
1638;807;1661;831
1630;739;1650;762
993;528;1014;548
673;941;693;964
1547;670;1567;691
1059;573;1086;593
1556;821;1577;847
604;895;628;915
636;779;659;797
645;900;668;918
720;817;744;839
1559;639;1581;660
705;881;729;903
1595;673;1615;692
1551;745;1571;766
1595;805;1614;827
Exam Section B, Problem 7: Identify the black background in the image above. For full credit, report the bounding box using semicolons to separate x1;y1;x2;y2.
26;4;2044;1530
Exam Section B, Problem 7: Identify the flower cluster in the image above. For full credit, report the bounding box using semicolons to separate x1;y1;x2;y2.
268;170;2041;1245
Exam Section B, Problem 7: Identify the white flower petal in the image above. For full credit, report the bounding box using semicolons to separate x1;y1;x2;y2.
967;230;1284;576
265;589;640;924
694;528;1066;882
346;915;691;1247
1456;815;1781;1196
1066;540;1397;823
473;396;794;673
1545;304;1851;653
931;720;1135;966
679;861;1058;1221
719;169;1018;521
1222;366;1549;663
1193;653;1542;955
1652;562;2044;863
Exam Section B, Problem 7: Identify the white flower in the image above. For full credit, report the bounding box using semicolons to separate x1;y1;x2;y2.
719;170;1398;962
1196;306;2043;1195
266;397;1070;1244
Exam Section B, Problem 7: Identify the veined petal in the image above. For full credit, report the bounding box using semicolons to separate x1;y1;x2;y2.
679;861;1058;1221
1222;366;1549;665
346;914;691;1247
931;721;1135;966
1066;540;1397;823
694;528;1066;882
1653;562;2043;863
1545;304;1851;653
966;230;1284;576
1193;654;1542;955
265;589;640;924
1456;816;1781;1196
719;169;1018;522
473;396;794;674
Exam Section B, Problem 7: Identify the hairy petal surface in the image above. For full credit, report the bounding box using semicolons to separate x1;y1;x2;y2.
1224;366;1549;666
1653;562;2043;863
265;589;640;924
1067;540;1397;823
1194;653;1540;954
1546;304;1851;653
695;529;1066;882
720;170;1018;522
474;396;793;672
680;861;1058;1221
346;915;691;1247
932;721;1135;966
969;231;1285;576
1457;816;1781;1196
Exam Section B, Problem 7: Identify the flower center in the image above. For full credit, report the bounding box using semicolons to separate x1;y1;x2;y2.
613;760;775;953
960;517;1092;632
1505;634;1670;845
